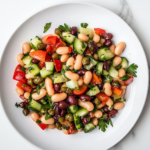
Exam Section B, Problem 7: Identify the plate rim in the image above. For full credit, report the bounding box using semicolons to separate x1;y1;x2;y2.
0;1;149;150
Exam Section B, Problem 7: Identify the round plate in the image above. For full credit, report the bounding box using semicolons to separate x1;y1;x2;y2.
0;2;149;150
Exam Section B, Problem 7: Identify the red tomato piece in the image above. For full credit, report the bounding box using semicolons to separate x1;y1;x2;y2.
46;44;52;53
68;46;73;53
68;124;75;135
16;82;32;93
46;36;59;46
37;123;48;130
55;39;66;48
124;78;133;86
96;93;108;105
38;62;45;69
30;50;46;62
90;72;102;84
53;59;62;72
94;28;106;36
112;86;123;96
73;85;88;95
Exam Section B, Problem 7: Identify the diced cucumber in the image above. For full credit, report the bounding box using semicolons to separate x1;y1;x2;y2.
28;64;40;77
102;70;109;75
40;67;53;78
46;62;54;71
84;56;98;70
73;38;87;55
74;115;83;129
78;27;94;38
62;32;75;44
98;47;115;61
54;73;68;83
29;100;42;112
86;86;100;96
84;123;95;133
75;107;89;117
102;75;113;83
96;62;103;76
121;57;129;70
68;105;78;114
22;55;33;68
30;36;42;50
66;80;79;90
49;74;55;82
109;66;118;78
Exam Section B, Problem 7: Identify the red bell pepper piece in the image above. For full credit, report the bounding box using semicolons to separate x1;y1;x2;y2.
68;124;75;135
89;112;95;118
90;72;102;84
38;62;45;69
94;28;106;36
96;93;108;105
46;44;52;53
53;59;62;72
85;48;91;54
55;39;66;48
45;45;53;62
16;82;32;93
68;46;73;53
124;73;134;86
37;123;48;130
30;50;46;62
46;36;59;46
73;84;88;95
112;86;123;96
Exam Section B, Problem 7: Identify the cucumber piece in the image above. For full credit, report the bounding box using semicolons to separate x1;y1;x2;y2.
84;123;95;133
40;67;53;78
78;27;94;38
22;55;33;67
54;73;68;83
30;36;42;50
46;62;54;71
74;115;83;129
49;74;55;82
102;70;109;75
28;64;40;77
30;100;42;112
68;105;78;114
86;86;100;96
121;57;129;70
73;38;87;55
96;62;103;76
109;66;118;78
62;32;75;44
75;107;89;117
98;47;115;61
66;80;79;90
102;75;113;83
84;56;98;70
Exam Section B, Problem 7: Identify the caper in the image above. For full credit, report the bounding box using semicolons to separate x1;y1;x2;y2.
22;108;29;116
66;88;73;94
33;76;43;84
55;122;62;130
52;53;59;59
61;87;67;92
62;125;70;130
37;43;46;50
82;57;90;65
65;114;74;122
55;28;62;35
112;81;120;88
27;79;34;86
58;117;65;124
94;97;101;105
103;113;108;118
49;110;55;116
40;108;47;114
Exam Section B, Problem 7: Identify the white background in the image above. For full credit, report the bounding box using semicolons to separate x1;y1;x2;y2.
0;0;150;150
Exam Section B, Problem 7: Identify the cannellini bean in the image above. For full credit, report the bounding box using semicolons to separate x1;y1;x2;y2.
118;68;126;77
113;56;122;66
114;102;124;110
94;110;103;118
48;124;55;129
41;116;55;124
74;55;83;70
17;54;24;66
22;43;31;54
93;34;100;43
92;117;98;126
24;92;30;99
106;98;113;106
51;93;67;102
97;103;105;109
32;88;47;100
109;44;116;55
78;76;84;86
45;77;54;96
60;54;69;62
56;47;70;55
16;87;24;95
66;57;74;70
93;54;98;60
78;99;94;111
65;71;79;81
100;38;105;46
78;129;83;132
83;71;92;84
104;83;112;96
30;112;39;122
41;34;52;44
115;42;126;55
97;43;102;47
78;33;89;42
25;73;34;79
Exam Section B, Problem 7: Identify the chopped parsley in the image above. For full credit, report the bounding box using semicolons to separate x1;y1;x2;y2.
21;66;25;73
81;23;88;28
87;115;90;121
22;84;27;87
58;23;71;31
45;113;51;120
36;85;40;95
126;63;138;77
120;74;130;81
15;103;20;108
98;119;113;132
36;120;42;124
82;42;85;48
43;22;51;33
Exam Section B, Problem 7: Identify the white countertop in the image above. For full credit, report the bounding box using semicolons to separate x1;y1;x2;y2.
0;0;150;150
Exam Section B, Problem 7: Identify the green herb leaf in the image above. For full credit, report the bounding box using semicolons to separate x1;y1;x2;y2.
120;74;130;81
87;115;90;121
82;42;85;48
72;70;78;73
123;98;126;102
36;120;42;124
28;66;34;72
29;91;33;101
58;23;71;31
43;22;51;33
98;119;108;132
81;23;88;28
22;84;27;87
21;66;25;73
36;85;40;95
45;113;51;120
15;103;20;108
126;63;138;77
88;37;93;43
109;119;113;127
84;84;93;88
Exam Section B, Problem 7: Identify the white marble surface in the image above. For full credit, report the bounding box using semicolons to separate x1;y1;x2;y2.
0;0;150;150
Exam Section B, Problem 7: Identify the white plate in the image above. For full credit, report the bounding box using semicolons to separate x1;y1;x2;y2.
0;2;149;150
